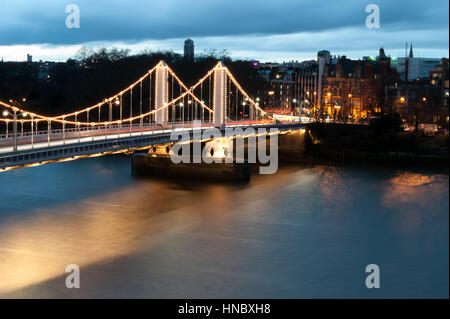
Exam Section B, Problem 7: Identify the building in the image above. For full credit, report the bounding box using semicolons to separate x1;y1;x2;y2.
257;49;399;120
256;60;318;112
297;64;319;115
257;63;294;109
390;57;449;129
184;39;194;63
392;44;442;82
319;48;399;120
317;50;331;61
27;54;32;63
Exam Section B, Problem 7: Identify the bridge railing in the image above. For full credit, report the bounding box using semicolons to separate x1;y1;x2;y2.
0;119;282;155
0;123;156;140
0;121;217;142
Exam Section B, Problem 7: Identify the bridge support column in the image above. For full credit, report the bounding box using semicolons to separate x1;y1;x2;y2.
155;61;169;126
213;61;227;129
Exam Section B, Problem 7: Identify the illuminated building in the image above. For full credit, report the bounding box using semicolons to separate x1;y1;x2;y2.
320;48;398;120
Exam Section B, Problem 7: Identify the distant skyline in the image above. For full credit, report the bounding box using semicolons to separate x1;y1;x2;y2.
1;0;448;62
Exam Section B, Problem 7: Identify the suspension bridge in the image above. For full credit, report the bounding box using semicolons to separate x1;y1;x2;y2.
0;61;305;171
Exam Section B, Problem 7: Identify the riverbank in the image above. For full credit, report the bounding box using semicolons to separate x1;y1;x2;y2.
305;122;449;170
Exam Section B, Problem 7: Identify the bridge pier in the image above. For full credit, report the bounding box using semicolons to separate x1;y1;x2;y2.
213;62;227;129
155;61;169;126
132;135;250;182
131;128;306;181
277;129;307;162
132;153;250;182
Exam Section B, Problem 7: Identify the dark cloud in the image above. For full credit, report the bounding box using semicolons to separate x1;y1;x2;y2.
0;0;447;61
0;0;448;45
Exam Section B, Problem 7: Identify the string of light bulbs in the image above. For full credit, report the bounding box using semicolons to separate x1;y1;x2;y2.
0;60;272;127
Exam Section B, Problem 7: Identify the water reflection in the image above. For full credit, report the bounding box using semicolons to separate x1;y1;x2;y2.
382;172;449;234
0;184;187;293
315;166;355;216
0;157;448;298
0;165;285;295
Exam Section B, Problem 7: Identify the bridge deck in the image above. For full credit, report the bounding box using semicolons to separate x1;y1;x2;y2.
0;121;306;170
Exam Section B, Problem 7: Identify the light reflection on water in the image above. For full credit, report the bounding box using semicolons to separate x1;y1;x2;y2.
0;155;448;298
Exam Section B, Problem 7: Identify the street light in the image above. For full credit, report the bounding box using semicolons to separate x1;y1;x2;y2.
2;108;24;152
400;96;405;103
4;99;30;152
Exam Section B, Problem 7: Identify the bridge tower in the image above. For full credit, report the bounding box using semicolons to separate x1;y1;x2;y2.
155;61;169;125
213;61;227;128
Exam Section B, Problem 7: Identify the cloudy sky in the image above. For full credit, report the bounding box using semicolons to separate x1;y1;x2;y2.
0;0;448;62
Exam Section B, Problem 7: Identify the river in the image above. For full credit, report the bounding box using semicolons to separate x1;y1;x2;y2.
0;155;448;298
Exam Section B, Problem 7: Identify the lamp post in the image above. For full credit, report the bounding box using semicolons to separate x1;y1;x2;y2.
30;115;34;148
348;94;352;122
2;108;26;152
242;101;247;123
180;102;184;125
415;97;427;132
3;99;30;152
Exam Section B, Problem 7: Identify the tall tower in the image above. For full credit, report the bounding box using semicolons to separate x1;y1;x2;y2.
155;61;169;125
184;39;194;63
213;61;227;128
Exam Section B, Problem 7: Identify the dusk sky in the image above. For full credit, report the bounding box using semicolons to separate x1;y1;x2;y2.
1;0;448;62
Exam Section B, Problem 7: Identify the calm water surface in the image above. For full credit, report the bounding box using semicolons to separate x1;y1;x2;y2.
0;155;448;298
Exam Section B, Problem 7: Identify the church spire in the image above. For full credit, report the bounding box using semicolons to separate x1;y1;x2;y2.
409;43;414;58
